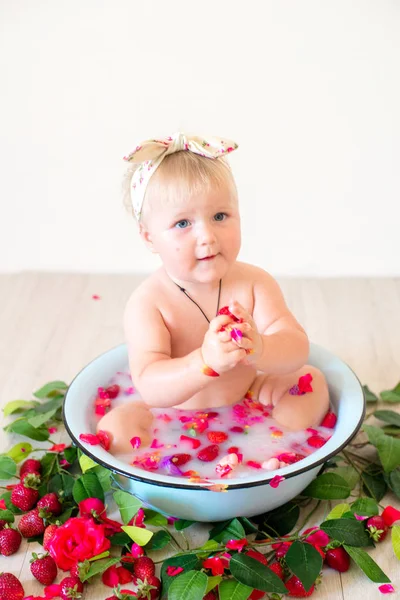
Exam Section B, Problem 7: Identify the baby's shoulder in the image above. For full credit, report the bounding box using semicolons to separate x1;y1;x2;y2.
124;270;164;317
234;261;277;288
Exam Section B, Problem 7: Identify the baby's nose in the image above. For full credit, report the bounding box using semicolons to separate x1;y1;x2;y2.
197;222;217;244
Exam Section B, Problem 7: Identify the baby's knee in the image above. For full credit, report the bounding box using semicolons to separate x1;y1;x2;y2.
96;401;154;454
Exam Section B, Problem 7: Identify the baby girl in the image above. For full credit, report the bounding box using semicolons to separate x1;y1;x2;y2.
98;133;329;454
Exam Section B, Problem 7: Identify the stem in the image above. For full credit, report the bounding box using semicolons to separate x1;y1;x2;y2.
160;526;185;552
295;500;321;534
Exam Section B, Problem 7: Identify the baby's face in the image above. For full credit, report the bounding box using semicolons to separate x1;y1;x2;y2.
141;185;241;284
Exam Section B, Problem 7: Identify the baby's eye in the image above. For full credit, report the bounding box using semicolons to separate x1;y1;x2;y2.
214;212;227;222
175;219;190;229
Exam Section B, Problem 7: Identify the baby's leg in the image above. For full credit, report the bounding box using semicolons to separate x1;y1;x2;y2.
96;401;154;454
257;365;330;431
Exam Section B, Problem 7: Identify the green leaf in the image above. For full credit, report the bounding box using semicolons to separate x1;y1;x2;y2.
92;466;112;493
168;570;208;600
363;385;379;403
79;454;98;473
374;410;400;428
113;490;142;525
108;532;132;546
210;518;245;544
57;506;76;524
256;501;300;536
219;579;253;600
229;554;287;593
387;469;400;498
34;381;68;399
332;467;359;490
40;453;59;480
147;529;171;551
362;469;387;502
48;473;75;500
376;435;400;473
3;400;39;416
4;419;50;441
362;425;385;446
161;555;202;597
326;503;351;520
0;491;22;514
0;509;15;523
320;518;372;547
27;407;60;429
80;557;120;582
302;473;350;500
285;541;323;592
351;498;379;517
205;576;223;595
380;382;400;403
143;509;168;526
343;545;391;583
121;525;153;546
382;426;400;436
174;519;196;531
72;472;104;504
238;517;259;535
0;456;17;480
6;442;33;464
64;446;78;464
196;539;220;558
392;526;400;560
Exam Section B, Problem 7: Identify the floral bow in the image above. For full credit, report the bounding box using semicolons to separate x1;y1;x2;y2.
123;132;238;220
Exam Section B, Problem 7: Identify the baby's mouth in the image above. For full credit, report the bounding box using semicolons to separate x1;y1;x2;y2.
199;253;218;261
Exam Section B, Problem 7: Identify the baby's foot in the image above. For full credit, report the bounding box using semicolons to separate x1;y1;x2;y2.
96;401;154;454
262;457;287;471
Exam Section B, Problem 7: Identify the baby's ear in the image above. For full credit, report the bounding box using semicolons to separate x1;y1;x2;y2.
139;223;158;253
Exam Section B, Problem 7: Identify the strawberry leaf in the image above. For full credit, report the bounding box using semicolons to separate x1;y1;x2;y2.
72;472;104;503
161;555;202;596
320;518;372;546
0;456;17;480
168;570;208;600
343;545;391;582
363;385;378;403
209;518;245;543
6;442;33;463
229;554;287;593
3;399;39;416
113;490;142;524
33;381;68;399
0;509;15;523
302;473;351;499
373;410;400;428
121;525;153;546
80;557;120;582
4;419;50;441
147;529;171;550
219;579;253;599
285;541;323;591
380;382;400;403
392;526;400;561
350;498;379;517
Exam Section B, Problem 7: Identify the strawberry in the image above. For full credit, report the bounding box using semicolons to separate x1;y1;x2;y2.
105;384;120;399
43;524;58;551
0;521;7;530
306;435;326;449
207;431;228;444
20;458;42;477
133;556;156;581
138;575;161;599
366;515;388;542
320;411;337;429
59;576;84;600
37;493;62;516
170;453;192;466
20;471;41;485
30;552;58;585
227;446;239;454
269;562;284;579
0;527;22;556
246;549;268;565
324;547;350;572
18;508;45;538
230;426;244;433
11;482;39;511
0;572;24;600
272;540;292;558
248;590;264;600
203;592;218;600
285;575;315;597
197;445;219;462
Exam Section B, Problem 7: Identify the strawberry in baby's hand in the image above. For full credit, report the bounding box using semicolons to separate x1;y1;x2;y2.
217;305;244;333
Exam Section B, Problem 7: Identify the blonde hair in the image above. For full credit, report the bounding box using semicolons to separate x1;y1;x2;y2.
122;151;238;225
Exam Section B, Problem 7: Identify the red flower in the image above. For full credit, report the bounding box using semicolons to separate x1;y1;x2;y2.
203;556;225;576
49;444;66;453
102;565;119;587
226;538;248;552
382;506;400;527
269;475;285;488
0;499;6;510
298;373;313;393
48;516;110;570
166;566;184;576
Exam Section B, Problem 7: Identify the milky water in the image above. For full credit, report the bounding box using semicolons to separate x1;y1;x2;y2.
92;369;333;481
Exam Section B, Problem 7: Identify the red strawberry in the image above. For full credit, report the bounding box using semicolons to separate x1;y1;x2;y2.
0;527;22;556
180;435;201;449
18;508;45;538
286;575;315;597
133;556;156;581
197;445;219;462
140;575;161;599
324;547;350;572
170;453;192;466
207;431;228;444
203;592;218;600
227;446;239;454
320;411;337;429
246;549;268;565
37;493;62;516
0;520;7;530
105;384;120;399
366;515;389;542
0;573;24;600
43;524;58;551
60;576;84;600
269;562;284;579
30;552;58;585
20;471;41;485
20;458;42;477
306;435;326;449
11;482;39;511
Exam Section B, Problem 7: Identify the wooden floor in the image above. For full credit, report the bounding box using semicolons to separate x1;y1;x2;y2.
0;273;399;599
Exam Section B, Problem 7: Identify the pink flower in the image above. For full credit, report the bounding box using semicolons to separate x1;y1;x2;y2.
48;427;58;434
270;475;285;488
203;556;225;576
303;527;330;547
379;584;395;594
354;513;369;521
166;566;184;576
49;443;66;453
130;542;144;558
226;538;248;552
150;438;164;449
48;517;110;570
79;498;105;518
44;584;61;598
0;499;6;510
130;436;141;449
382;506;400;527
102;565;120;587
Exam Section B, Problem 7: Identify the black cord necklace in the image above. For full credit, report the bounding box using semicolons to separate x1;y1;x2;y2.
174;279;222;324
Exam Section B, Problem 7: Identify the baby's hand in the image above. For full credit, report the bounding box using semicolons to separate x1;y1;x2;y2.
201;313;251;374
226;301;263;365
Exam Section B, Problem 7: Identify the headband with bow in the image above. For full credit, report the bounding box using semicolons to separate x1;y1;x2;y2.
123;132;238;220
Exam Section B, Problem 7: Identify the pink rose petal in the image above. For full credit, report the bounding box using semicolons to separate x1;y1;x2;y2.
130;436;141;449
379;584;395;594
354;513;369;521
92;294;101;300
48;427;58;434
270;475;285;488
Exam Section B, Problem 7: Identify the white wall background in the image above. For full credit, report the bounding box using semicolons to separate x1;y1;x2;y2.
1;0;399;276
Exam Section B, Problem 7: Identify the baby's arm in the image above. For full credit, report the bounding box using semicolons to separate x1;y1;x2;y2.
233;269;309;375
124;291;248;408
